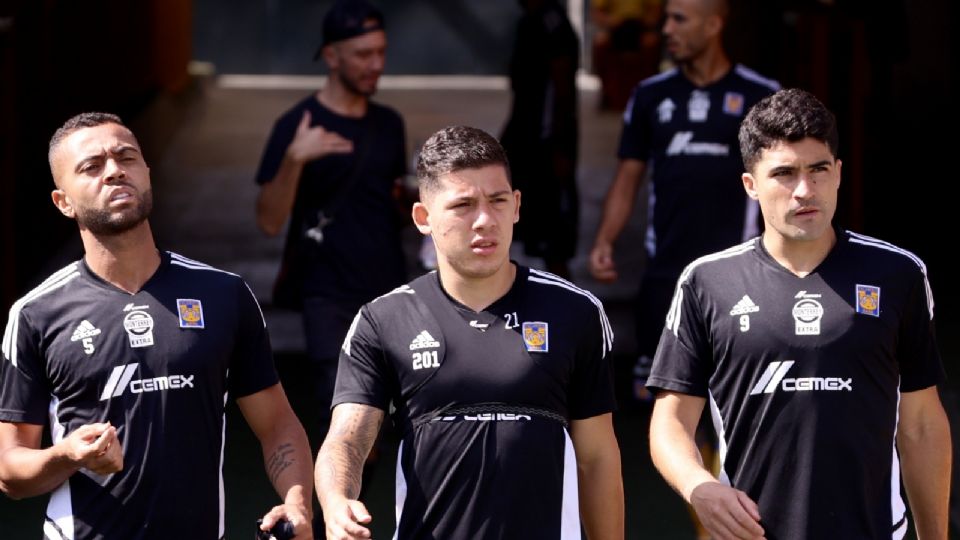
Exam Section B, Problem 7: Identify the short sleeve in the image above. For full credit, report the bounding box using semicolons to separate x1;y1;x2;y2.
255;113;298;185
646;279;714;397
332;306;392;412
897;270;945;392
0;309;51;424
568;301;616;420
227;280;279;398
617;85;653;161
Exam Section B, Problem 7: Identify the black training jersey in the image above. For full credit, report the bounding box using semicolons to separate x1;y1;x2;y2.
334;265;615;539
647;230;944;540
0;252;278;540
619;65;779;279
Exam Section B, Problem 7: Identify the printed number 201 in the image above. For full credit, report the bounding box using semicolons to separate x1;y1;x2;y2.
412;350;440;370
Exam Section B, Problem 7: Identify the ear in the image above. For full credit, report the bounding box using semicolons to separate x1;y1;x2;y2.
513;189;521;224
322;45;339;70
412;201;431;235
705;14;723;40
834;159;842;187
51;188;76;219
742;172;759;200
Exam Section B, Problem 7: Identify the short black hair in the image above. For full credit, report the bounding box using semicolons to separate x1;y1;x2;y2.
48;112;129;170
739;88;839;173
416;126;510;194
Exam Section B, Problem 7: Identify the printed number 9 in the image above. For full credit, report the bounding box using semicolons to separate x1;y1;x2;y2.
739;315;750;333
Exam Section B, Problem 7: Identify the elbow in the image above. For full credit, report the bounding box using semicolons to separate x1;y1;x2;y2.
257;216;282;237
0;479;25;500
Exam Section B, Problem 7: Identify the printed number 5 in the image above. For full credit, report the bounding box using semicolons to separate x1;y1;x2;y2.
739;315;750;333
82;337;95;355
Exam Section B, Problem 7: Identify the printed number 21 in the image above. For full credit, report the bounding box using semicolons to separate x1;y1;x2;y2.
412;350;439;370
504;312;519;329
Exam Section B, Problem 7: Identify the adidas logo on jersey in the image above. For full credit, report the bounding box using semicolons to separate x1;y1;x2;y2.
729;295;760;316
70;320;101;341
409;330;440;351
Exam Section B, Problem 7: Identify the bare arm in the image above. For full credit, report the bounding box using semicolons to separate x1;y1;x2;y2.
237;383;314;538
256;110;354;236
570;413;624;540
898;386;951;540
589;159;647;282
649;392;764;540
316;403;385;540
0;421;121;499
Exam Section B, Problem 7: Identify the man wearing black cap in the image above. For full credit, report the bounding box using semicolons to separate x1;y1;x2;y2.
254;0;408;445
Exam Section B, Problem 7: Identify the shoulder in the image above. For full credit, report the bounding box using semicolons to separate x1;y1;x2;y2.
272;94;319;129
367;101;404;127
5;261;84;319
625;68;680;123
731;64;781;93
166;252;249;290
525;268;611;323
638;67;681;91
677;239;759;288
841;230;929;277
362;281;419;319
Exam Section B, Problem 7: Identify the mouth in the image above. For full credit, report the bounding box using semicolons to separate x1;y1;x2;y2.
106;187;136;204
791;206;820;218
470;238;498;255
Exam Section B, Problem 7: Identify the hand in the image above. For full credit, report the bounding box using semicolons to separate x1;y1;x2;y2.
689;481;765;540
260;503;313;539
286;111;354;164
323;497;373;540
61;423;123;475
589;241;618;282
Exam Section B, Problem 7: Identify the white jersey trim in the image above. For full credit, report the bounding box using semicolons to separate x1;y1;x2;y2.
528;269;614;357
733;64;781;91
708;392;732;486
890;384;908;539
3;265;81;367
560;430;581;539
392;441;407;540
45;396;75;540
666;241;756;336
846;231;934;319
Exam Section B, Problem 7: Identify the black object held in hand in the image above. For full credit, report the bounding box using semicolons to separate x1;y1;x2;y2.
255;518;296;540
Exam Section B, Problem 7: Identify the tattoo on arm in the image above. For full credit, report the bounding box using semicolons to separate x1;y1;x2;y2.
317;404;384;500
266;442;296;486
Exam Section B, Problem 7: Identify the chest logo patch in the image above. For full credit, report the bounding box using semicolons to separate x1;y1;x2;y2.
409;330;440;351
177;299;205;329
723;92;745;116
123;310;155;348
792;291;824;335
855;285;880;317
687;90;711;122
657;98;676;123
70;320;101;355
522;321;549;353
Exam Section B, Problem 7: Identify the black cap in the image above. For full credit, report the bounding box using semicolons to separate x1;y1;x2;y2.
313;0;385;60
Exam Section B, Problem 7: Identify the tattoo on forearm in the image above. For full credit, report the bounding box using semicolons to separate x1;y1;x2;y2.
267;442;296;486
318;405;383;500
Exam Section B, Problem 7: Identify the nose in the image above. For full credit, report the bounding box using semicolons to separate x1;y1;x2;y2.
371;51;386;73
102;157;125;183
472;201;496;230
793;175;816;200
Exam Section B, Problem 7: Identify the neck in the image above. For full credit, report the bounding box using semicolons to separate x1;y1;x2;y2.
317;79;369;118
680;46;731;87
80;223;161;293
438;261;517;312
762;228;837;277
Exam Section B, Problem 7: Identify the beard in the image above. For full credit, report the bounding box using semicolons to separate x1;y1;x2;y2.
75;188;153;236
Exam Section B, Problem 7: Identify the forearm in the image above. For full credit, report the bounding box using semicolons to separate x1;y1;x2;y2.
261;421;314;514
649;401;716;502
578;452;625;540
595;164;644;245
256;155;305;236
0;444;79;499
899;411;951;539
315;435;368;509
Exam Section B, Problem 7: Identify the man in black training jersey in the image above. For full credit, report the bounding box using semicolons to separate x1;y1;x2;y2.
588;0;779;402
0;113;314;539
316;126;624;539
254;0;408;439
647;89;951;540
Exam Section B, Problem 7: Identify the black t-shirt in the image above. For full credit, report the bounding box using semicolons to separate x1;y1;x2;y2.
0;252;278;540
334;265;615;539
255;95;407;301
647;231;945;540
619;65;779;279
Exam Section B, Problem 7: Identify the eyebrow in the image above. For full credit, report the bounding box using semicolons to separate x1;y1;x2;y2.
769;160;833;175
74;144;140;172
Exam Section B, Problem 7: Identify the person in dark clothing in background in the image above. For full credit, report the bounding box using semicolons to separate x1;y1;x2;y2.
501;0;580;279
